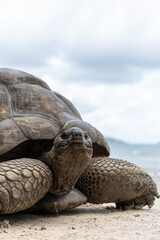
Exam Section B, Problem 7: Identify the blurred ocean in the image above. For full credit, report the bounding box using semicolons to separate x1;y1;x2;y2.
107;139;160;176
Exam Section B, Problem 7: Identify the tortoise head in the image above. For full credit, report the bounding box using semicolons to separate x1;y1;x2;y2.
54;127;92;153
51;127;93;195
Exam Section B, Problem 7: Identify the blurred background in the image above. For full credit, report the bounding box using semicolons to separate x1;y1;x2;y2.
0;0;160;173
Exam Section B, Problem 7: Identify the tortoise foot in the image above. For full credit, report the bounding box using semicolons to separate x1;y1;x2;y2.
116;193;157;210
28;188;87;213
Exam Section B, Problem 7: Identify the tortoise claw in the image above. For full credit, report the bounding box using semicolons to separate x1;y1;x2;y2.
116;193;156;210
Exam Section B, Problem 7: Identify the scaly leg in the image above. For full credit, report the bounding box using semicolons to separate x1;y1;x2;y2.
0;158;52;214
76;157;159;209
0;158;87;214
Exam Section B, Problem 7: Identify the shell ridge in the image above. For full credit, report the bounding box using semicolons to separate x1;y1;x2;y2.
12;118;30;140
0;84;13;120
5;83;15;118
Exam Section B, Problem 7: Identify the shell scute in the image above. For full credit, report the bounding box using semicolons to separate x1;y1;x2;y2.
0;84;12;120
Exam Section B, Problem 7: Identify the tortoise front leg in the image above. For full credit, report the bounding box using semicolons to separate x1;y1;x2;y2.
0;158;52;214
76;157;159;209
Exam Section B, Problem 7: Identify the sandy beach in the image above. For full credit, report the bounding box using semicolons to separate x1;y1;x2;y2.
0;176;159;240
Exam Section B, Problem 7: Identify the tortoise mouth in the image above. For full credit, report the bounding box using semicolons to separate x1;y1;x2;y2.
57;139;92;151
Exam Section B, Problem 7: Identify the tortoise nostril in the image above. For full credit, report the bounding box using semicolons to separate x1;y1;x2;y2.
71;131;83;140
75;133;82;137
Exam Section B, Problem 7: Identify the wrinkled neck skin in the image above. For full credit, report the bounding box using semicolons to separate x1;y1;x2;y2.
40;145;92;195
53;145;92;195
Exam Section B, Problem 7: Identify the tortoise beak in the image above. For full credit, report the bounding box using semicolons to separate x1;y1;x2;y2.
71;139;83;144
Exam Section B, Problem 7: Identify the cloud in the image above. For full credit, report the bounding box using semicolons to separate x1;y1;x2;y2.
0;0;160;143
41;69;160;143
1;0;160;83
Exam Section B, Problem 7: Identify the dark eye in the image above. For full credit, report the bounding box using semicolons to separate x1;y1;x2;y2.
61;132;68;139
84;133;88;140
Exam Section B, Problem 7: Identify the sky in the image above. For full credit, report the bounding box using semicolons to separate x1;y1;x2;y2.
0;0;160;143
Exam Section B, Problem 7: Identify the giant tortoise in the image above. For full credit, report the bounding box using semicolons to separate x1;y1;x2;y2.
0;68;159;214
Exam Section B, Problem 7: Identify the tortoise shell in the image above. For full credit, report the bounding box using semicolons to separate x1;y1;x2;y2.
0;68;110;157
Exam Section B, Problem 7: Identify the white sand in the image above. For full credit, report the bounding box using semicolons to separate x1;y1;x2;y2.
0;176;160;240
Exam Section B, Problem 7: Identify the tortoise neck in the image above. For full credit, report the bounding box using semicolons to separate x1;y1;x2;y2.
51;148;92;195
39;139;92;196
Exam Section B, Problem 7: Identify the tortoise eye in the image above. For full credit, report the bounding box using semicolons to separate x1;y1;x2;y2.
84;133;88;140
61;132;68;139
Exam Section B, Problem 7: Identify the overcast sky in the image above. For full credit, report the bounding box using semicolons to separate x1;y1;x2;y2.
0;0;160;143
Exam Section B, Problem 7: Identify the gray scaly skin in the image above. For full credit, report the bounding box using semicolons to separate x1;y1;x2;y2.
76;157;159;210
0;159;52;214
